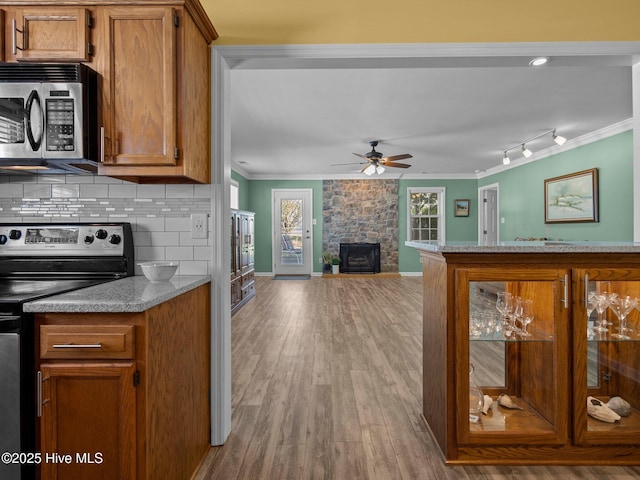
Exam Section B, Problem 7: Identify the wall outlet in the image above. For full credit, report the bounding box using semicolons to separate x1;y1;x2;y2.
191;213;208;239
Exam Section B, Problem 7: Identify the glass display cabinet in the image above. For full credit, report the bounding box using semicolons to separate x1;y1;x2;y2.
573;269;640;448
416;246;640;465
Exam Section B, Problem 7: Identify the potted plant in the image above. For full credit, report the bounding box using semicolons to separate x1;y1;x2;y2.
322;251;333;273
331;255;340;274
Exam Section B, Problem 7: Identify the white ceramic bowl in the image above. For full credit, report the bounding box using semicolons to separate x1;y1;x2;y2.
138;261;179;282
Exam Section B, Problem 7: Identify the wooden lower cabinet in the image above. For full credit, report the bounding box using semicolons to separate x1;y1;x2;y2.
36;283;211;480
419;250;640;465
40;362;136;480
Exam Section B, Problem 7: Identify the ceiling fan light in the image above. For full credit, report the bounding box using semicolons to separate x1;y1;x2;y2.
521;144;533;158
376;165;385;175
502;152;511;165
363;164;376;176
553;131;567;145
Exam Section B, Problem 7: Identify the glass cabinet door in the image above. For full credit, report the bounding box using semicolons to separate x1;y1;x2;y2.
455;268;570;446
573;269;640;446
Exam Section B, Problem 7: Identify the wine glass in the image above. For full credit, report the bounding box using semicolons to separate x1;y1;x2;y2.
609;295;637;340
496;292;512;326
592;292;610;332
520;298;534;337
586;293;597;338
509;296;523;334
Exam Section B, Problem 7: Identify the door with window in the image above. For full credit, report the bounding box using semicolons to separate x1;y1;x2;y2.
273;189;313;275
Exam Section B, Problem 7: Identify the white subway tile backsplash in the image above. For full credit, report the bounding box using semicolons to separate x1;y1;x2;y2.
80;184;109;197
165;216;190;231
1;175;212;275
109;184;138;198
166;184;194;198
178;260;208;275
151;231;179;246
0;184;24;198
137;184;166;198
165;246;194;260
24;184;52;198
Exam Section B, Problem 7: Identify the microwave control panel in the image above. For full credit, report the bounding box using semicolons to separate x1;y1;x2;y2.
46;91;75;152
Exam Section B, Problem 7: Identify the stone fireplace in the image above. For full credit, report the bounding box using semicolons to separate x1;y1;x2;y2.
322;179;398;272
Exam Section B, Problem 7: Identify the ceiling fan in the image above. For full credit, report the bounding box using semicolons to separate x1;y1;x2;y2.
333;141;412;175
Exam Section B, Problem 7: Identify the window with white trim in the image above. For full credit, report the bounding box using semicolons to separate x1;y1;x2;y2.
407;187;445;242
230;180;239;210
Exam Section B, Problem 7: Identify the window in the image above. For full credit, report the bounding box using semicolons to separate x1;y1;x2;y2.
408;187;445;242
230;180;239;210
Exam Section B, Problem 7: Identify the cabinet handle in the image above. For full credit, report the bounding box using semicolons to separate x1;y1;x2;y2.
52;343;103;349
561;273;569;308
11;19;24;55
584;273;590;306
100;126;105;163
36;371;41;417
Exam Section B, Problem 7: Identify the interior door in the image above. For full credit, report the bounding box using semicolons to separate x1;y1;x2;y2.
273;189;313;275
479;185;498;245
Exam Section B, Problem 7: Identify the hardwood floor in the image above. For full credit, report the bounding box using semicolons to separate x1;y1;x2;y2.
194;276;640;480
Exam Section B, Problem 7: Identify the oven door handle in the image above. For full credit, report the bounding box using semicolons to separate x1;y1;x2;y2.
25;89;43;152
52;343;103;349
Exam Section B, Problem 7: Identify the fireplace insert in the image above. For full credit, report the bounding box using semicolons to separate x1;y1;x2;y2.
339;243;381;274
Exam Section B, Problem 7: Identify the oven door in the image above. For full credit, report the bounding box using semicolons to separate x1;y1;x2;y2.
0;83;44;160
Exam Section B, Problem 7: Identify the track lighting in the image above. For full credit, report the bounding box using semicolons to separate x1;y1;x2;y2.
501;129;566;165
552;130;566;145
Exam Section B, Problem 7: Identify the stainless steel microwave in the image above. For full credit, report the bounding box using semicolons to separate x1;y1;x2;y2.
0;63;99;174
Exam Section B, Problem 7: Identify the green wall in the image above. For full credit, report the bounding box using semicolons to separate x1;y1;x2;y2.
479;131;633;242
233;132;633;274
398;178;479;272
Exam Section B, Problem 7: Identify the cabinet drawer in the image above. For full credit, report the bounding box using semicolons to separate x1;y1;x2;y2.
40;325;134;359
242;270;254;286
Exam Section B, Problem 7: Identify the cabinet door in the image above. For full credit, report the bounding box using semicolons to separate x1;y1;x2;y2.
455;268;570;448
99;7;177;167
573;268;640;446
0;10;5;62
40;362;136;480
13;8;92;62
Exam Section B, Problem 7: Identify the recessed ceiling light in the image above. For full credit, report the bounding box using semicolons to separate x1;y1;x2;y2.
529;56;550;67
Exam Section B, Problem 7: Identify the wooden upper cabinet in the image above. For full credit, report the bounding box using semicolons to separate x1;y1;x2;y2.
96;3;217;184
12;7;93;62
0;10;5;61
98;7;177;170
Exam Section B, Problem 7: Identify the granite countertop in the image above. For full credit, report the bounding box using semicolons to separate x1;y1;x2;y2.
405;240;640;253
24;275;211;313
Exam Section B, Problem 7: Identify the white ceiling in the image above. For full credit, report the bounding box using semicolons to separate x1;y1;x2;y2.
227;45;637;179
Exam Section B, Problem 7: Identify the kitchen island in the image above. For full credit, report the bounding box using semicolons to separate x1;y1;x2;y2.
27;276;211;480
407;240;640;465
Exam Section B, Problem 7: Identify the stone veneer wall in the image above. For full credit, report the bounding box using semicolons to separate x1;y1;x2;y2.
322;179;398;272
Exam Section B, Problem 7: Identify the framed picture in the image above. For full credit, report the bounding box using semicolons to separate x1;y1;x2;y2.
544;168;599;223
454;199;470;217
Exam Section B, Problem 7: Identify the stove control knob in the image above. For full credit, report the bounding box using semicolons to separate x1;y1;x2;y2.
95;229;108;240
0;234;7;245
109;234;121;245
84;235;95;244
9;229;21;240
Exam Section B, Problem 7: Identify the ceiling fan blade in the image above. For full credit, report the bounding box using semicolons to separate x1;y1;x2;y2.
381;161;411;169
382;153;412;162
331;162;367;166
352;153;369;160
